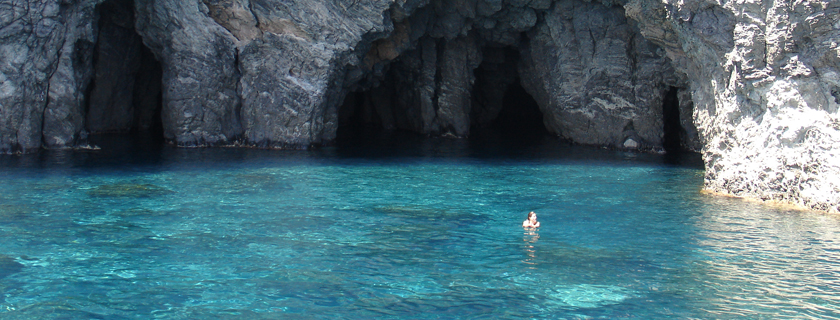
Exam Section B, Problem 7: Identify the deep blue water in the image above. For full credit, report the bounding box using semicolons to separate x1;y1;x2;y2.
1;134;839;319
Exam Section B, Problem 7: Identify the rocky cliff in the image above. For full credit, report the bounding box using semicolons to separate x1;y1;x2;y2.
0;0;838;212
625;0;840;212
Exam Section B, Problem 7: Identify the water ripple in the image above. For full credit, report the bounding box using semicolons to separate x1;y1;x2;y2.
1;144;839;318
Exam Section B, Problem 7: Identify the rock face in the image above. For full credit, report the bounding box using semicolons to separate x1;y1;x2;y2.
340;0;678;145
1;0;100;152
0;0;838;212
134;0;243;146
2;0;683;149
520;0;678;148
626;0;840;212
236;0;396;147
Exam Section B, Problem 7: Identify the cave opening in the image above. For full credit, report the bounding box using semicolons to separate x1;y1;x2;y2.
662;86;683;154
491;80;547;139
470;46;549;143
336;91;366;143
335;43;551;151
336;90;386;144
86;0;164;146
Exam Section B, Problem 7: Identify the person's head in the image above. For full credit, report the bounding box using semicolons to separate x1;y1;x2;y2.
527;211;537;221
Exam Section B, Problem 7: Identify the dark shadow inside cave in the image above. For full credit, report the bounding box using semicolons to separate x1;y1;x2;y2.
85;0;164;145
335;89;433;154
470;46;549;144
661;86;703;167
336;90;385;143
662;86;683;154
491;81;548;139
335;44;552;151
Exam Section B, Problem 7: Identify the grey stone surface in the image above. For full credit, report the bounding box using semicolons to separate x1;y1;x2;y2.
1;0;101;152
519;0;676;149
626;0;840;212
217;0;395;146
238;32;337;148
134;0;243;146
43;2;97;148
3;0;679;150
677;88;701;152
347;33;481;137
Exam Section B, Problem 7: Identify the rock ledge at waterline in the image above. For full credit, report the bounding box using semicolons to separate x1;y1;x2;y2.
0;0;838;213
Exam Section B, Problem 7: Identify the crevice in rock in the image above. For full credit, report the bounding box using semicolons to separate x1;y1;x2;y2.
131;45;164;141
662;85;683;153
86;0;164;143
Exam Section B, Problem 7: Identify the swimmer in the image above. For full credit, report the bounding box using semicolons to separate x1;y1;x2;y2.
522;211;540;228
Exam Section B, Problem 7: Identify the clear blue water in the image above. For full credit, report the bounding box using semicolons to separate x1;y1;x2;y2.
1;134;839;319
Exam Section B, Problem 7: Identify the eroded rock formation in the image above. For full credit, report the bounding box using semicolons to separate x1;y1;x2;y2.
626;0;840;212
0;0;838;212
1;0;99;151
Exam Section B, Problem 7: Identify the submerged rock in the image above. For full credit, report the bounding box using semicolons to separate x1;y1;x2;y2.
544;284;635;309
0;202;32;224
372;204;486;224
0;254;24;279
87;183;174;198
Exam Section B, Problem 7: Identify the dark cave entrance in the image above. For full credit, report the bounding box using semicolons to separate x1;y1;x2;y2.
336;89;393;145
662;86;683;153
86;0;164;145
470;46;549;142
485;80;547;139
337;91;375;137
335;44;550;148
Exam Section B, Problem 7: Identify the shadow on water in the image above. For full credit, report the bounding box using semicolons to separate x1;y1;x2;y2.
331;127;703;169
0;133;168;171
0;131;703;171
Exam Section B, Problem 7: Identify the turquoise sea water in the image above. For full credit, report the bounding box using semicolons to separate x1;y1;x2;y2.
1;134;839;319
